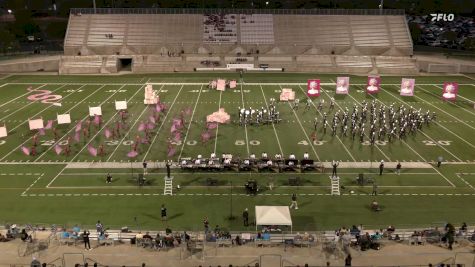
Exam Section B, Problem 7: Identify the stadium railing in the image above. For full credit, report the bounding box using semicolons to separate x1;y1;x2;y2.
70;8;405;16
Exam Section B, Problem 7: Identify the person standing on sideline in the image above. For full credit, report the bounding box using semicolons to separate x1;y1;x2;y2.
396;161;401;175
95;221;103;233
106;173;112;184
161;204;167;221
30;257;41;267
243;208;249;227
344;254;352;266
203;217;209;232
379;160;384;175
166;161;171;178
437;156;443;168
372;183;378;196
143;161;148;175
290;193;298;209
83;230;91;250
332;160;339;177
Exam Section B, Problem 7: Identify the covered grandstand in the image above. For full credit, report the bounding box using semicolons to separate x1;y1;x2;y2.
60;8;417;74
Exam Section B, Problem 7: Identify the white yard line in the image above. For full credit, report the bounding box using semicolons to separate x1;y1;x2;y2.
33;85;114;161
280;85;321;162
240;83;250;155
213;91;222;154
378;85;466;161
21;173;44;195
7;84;85;133
45;166;67;188
298;85;356;161
258;85;284;155
69;85;144;162
142;85;185;161
0;84;47;110
107;84;165;161
350;84;456;187
455;173;475;191
178;85;203;160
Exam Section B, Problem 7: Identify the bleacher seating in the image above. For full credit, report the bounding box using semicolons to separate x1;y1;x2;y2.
240;14;274;44
62;9;414;74
203;14;238;44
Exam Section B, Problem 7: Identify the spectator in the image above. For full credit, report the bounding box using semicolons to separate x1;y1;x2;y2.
142;232;152;240
396;161;401;175
345;254;352;266
161;204;167;221
379;160;384;175
106;173;112;184
96;221;103;233
203;217;209;232
243;208;249;227
31;257;41;267
290;193;298;209
143;161;148;174
83;230;91;250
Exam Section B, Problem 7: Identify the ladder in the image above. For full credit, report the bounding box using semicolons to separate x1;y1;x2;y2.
164;176;173;196
330;176;340;196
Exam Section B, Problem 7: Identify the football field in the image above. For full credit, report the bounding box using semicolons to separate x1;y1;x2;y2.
0;73;474;231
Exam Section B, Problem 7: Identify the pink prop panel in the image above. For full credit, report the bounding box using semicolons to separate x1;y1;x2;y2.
335;77;350;95
206;108;230;124
75;121;82;132
307;79;321;97
442;82;458;101
366;76;381;94
138;122;146;132
279;88;295;101
229;80;237;89
217;79;226;91
400;78;415;96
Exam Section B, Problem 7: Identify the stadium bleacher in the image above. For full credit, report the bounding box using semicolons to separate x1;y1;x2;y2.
62;8;415;74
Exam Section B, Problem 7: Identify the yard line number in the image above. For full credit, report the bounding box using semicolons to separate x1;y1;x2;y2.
298;140;327;146
422;140;452;146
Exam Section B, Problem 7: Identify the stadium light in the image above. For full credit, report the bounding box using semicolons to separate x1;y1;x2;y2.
7;9;12;14
379;0;383;9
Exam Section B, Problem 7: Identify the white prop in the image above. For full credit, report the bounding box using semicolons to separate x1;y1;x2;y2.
217;79;226;91
0;126;7;138
144;84;159;104
28;118;44;130
89;106;102;117
115;100;127;111
57;114;71;124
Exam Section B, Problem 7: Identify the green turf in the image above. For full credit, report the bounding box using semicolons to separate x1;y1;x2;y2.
0;73;474;231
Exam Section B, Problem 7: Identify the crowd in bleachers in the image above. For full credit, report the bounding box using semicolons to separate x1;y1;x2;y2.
407;15;475;49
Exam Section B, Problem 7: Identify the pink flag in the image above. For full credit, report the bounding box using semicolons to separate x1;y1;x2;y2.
155;104;162;113
75;121;82;132
74;132;81;142
170;124;177;133
138;122;146;132
104;128;112;139
21;146;30;155
54;144;62;155
127;150;138;158
147;122;155;130
173;132;182;142
207;122;218;129
172;118;183;128
149;116;156;124
93;115;101;125
38;128;46;136
167;146;176;157
88;145;97;157
159;103;167;111
201;131;211;142
45;120;54;129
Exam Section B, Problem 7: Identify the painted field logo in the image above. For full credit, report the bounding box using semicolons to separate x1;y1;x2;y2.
27;87;62;106
430;13;455;22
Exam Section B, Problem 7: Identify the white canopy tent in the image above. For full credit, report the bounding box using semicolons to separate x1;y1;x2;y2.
255;206;293;232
